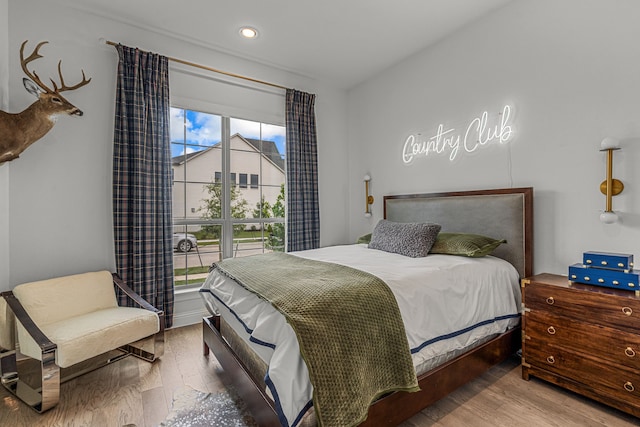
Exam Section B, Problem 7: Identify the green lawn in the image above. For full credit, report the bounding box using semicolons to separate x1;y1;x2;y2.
174;278;205;286
174;266;210;276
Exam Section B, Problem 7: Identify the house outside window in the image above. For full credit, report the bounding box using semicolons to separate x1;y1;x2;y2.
171;108;286;287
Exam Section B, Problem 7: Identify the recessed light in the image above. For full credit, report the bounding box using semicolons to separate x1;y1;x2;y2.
239;27;258;39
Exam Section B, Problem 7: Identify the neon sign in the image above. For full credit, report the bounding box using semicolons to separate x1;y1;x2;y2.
402;105;514;164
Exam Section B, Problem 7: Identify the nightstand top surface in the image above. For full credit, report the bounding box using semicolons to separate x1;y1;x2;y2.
524;272;640;300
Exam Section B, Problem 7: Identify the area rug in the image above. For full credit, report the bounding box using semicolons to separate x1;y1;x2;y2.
159;386;258;427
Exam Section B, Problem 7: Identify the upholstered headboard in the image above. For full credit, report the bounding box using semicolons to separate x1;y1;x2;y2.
384;187;533;278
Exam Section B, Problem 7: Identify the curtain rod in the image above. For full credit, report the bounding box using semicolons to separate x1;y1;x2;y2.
104;39;289;91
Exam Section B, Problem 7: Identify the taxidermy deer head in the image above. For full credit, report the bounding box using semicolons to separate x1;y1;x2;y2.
0;40;91;165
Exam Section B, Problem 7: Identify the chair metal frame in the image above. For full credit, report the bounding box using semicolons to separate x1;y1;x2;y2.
0;273;164;413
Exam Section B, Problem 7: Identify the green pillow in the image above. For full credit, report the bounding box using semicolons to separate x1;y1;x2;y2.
430;233;506;257
356;233;372;244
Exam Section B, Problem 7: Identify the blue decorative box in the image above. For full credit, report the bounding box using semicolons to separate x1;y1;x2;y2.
569;264;640;290
582;251;634;271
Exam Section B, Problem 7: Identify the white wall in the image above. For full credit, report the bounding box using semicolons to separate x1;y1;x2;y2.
0;0;10;291
347;0;640;275
6;0;349;286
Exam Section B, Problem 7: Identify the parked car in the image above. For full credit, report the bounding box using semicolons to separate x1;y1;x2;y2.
173;233;198;252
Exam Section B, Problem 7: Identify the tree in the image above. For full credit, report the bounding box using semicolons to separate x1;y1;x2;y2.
253;196;272;222
200;181;249;239
267;184;286;252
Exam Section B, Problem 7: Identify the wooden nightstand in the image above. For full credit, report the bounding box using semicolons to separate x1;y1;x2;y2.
522;273;640;418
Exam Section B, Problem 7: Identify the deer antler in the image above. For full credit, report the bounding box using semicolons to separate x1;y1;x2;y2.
20;40;55;93
51;60;91;92
20;40;92;94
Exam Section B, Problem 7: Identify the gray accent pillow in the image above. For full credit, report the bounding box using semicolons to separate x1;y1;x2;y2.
368;220;441;258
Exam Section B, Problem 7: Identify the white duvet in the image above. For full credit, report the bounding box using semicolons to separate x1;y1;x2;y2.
200;244;521;427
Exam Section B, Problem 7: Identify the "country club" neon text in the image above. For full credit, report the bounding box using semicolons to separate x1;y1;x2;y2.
402;105;514;164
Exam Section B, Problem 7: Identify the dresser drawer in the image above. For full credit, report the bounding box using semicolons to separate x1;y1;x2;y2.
524;311;640;371
525;344;640;404
524;282;640;333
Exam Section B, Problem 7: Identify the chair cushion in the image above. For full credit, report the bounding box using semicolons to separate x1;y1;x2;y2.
17;307;159;368
13;271;118;326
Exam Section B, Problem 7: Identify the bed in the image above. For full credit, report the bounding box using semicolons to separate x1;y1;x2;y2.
200;187;533;426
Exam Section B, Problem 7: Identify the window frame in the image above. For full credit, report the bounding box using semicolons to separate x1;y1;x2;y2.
171;107;286;288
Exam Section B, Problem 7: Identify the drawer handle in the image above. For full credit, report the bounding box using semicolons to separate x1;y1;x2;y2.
622;307;633;316
546;297;555;305
584;276;590;281
601;261;608;266
626;347;636;358
546;356;555;364
547;326;556;335
624;381;635;392
613;280;620;286
598;278;605;283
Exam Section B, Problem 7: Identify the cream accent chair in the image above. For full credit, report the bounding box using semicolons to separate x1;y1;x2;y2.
0;271;164;413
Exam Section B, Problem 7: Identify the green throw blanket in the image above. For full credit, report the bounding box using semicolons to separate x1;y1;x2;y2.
213;252;419;427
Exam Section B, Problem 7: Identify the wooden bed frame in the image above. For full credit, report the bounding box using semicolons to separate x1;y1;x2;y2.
202;187;533;426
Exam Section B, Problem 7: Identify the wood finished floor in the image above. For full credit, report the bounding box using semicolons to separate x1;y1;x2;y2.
1;323;638;427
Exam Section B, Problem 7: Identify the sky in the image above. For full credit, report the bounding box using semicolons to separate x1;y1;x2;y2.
170;107;286;158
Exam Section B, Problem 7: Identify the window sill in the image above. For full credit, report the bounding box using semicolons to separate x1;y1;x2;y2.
172;285;208;328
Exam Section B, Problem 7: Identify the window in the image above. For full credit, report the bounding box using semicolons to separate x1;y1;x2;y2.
171;107;286;287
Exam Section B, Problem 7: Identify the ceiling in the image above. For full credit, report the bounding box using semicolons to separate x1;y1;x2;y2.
64;0;514;89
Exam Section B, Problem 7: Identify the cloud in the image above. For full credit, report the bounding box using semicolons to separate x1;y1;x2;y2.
231;117;285;141
262;123;286;140
187;111;222;146
171;108;285;149
170;107;185;142
170;142;203;158
171;108;222;146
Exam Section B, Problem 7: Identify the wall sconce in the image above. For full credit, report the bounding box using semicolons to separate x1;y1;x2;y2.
364;174;374;218
599;137;624;224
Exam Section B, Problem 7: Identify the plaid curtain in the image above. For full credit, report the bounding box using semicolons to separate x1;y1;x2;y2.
285;89;320;251
112;45;174;328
